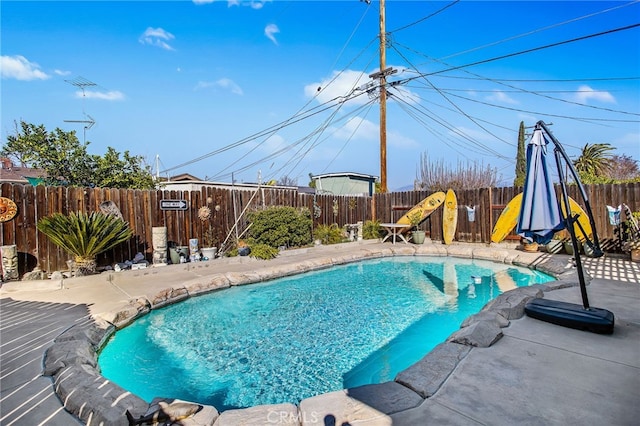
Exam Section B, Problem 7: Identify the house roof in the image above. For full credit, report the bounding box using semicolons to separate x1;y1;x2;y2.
158;179;304;192
0;158;47;185
310;172;378;181
165;173;203;182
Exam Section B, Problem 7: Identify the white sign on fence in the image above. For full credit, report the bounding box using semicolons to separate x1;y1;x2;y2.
160;200;188;210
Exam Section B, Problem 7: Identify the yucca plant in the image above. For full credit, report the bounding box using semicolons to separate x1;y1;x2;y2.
37;211;133;274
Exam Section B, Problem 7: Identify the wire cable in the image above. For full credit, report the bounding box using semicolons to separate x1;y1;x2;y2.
440;0;640;61
403;23;640;82
395;40;640;118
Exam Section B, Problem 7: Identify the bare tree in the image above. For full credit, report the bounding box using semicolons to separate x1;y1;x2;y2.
278;175;298;186
415;152;499;191
608;154;640;181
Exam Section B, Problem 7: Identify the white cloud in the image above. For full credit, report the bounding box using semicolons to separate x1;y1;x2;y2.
329;117;419;150
54;69;72;76
389;85;420;105
215;78;243;95
265;24;279;45
388;130;419;149
250;1;268;10
575;85;615;104
139;27;175;51
485;90;518;105
203;1;267;8
333;117;378;141
195;78;243;95
77;90;125;101
1;55;50;80
612;132;640;154
305;68;419;107
305;70;373;106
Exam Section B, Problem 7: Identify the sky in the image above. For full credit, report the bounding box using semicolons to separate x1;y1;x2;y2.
2;0;639;190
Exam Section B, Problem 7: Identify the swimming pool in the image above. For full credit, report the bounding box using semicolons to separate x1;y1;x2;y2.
98;257;553;411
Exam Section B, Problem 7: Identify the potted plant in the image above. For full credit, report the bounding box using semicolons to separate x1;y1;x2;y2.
521;237;539;252
619;210;640;262
37;211;133;275
200;227;218;260
198;206;218;260
362;220;382;240
408;210;426;244
314;223;345;245
237;240;251;256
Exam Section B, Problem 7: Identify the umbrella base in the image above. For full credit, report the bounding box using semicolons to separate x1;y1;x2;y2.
525;298;614;334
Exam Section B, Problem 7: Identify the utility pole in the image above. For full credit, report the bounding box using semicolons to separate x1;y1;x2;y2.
368;0;396;193
378;0;387;193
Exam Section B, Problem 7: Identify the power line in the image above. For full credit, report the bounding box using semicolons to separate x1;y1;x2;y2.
439;0;640;61
404;23;640;82
395;42;640;118
429;75;640;83
389;0;460;33
440;90;640;124
390;43;513;147
162;9;639;181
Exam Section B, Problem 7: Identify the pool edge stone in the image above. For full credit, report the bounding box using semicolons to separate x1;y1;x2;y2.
213;403;297;425
344;381;424;415
298;389;394;426
394;342;472;398
43;243;574;425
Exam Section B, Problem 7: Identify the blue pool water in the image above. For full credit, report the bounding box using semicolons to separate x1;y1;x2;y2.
99;257;553;411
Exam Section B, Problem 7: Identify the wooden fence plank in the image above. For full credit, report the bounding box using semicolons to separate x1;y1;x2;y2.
0;182;638;276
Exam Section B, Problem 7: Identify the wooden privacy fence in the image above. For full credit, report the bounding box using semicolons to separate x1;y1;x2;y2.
0;182;638;276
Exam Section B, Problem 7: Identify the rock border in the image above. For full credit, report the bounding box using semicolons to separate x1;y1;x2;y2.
43;244;586;426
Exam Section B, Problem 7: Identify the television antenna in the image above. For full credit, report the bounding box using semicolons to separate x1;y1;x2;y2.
64;76;97;144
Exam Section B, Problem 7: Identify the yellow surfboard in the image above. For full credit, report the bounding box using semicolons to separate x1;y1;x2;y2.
491;193;593;243
443;189;458;245
396;191;446;227
560;196;593;242
491;193;523;243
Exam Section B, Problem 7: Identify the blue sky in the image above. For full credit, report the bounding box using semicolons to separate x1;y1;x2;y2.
2;0;639;190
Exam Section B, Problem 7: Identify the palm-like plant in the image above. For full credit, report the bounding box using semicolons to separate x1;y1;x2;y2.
37;211;133;274
573;143;614;176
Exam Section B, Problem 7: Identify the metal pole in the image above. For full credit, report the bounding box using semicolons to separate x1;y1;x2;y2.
232;172;238;243
553;147;590;309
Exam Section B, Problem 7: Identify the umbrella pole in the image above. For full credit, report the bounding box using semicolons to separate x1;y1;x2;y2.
553;148;590;309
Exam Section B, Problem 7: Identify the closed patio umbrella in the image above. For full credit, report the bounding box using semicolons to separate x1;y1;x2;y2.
516;126;564;244
522;121;613;335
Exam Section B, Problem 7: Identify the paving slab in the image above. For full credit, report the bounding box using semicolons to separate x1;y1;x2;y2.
392;278;640;426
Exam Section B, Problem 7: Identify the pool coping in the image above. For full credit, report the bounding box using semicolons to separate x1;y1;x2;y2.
36;242;584;425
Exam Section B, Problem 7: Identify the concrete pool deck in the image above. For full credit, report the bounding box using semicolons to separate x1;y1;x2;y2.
1;240;639;425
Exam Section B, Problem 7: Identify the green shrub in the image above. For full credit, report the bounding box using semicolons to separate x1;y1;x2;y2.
247;206;312;248
248;243;279;260
314;223;345;245
363;220;382;239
